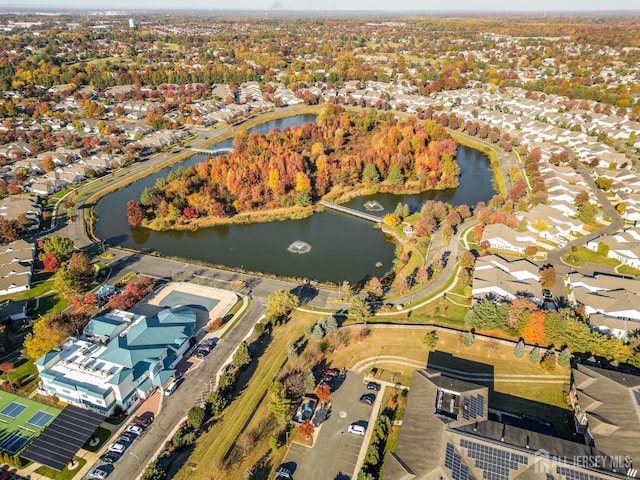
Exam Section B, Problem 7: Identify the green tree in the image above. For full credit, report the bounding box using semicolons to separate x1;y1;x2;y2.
140;462;167;480
206;390;228;416
269;380;291;423
464;331;474;347
294;190;311;207
529;346;541;364
362;163;380;186
514;340;526;358
386;163;404;185
577;201;599;224
266;290;300;320
348;296;370;322
54;268;85;296
424;330;438;351
187;406;205;429
312;322;325;340
325;316;339;334
233;341;252;368
40;236;74;262
303;370;316;392
286;342;298;359
557;347;571;367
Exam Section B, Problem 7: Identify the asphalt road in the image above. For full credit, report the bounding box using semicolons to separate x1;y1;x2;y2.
106;299;266;479
284;372;373;480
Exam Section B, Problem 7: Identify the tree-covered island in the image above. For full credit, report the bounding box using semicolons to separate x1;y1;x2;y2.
127;105;460;230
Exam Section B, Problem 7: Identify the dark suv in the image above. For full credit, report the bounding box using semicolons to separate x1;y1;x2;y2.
367;381;381;391
275;466;292;479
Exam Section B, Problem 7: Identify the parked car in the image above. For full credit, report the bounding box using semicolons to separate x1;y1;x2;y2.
117;433;135;443
132;415;153;428
164;378;182;396
367;381;381;391
348;423;366;435
360;393;376;406
126;424;144;436
87;466;112;479
100;451;122;464
323;368;340;377
274;466;293;479
107;442;127;454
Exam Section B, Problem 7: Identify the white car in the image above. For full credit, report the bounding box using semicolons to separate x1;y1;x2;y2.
88;467;111;479
348;424;366;435
107;442;126;454
125;424;144;436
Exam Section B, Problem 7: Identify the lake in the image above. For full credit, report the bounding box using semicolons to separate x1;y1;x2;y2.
94;114;495;283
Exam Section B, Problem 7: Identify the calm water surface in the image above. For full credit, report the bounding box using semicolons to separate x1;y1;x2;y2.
94;115;495;283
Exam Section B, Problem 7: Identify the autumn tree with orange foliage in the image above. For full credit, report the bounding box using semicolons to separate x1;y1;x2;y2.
521;309;546;345
139;106;460;228
315;383;331;403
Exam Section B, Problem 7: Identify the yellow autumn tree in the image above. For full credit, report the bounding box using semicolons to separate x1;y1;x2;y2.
268;168;282;195
295;171;311;192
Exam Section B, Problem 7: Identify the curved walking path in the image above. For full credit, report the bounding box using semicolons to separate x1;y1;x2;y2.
351;356;567;384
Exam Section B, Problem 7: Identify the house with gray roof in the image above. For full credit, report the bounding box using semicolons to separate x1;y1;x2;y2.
0;239;35;296
472;254;542;305
35;307;196;415
385;365;637;480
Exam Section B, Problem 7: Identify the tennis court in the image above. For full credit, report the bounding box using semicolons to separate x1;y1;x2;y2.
0;392;60;456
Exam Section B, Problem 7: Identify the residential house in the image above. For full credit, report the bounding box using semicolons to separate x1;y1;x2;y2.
472;254;542;304
0;239;35;296
480;223;537;255
385;364;638;480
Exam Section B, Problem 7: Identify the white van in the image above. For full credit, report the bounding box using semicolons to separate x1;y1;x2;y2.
348;424;366;435
164;378;180;396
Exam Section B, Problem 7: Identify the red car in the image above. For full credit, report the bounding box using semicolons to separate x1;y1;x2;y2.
132;415;153;428
323;368;340;377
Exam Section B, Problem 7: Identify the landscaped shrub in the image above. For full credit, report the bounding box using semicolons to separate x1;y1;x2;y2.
557;348;571;367
541;348;557;373
206;390;228;416
514;340;526;358
529;346;541;364
464;331;475;347
187;406;205;429
311;323;325;340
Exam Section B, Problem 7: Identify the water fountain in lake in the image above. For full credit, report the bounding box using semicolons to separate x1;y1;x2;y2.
363;200;384;212
287;240;312;254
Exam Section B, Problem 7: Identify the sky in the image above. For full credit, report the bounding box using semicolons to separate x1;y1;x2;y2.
7;0;640;11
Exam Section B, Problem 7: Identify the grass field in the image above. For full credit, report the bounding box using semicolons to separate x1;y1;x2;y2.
563;246;619;268
325;327;570;419
173;311;320;480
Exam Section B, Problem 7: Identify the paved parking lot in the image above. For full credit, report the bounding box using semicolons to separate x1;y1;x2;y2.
284;371;377;480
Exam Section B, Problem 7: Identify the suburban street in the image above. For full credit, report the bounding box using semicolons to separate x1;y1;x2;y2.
106;299;266;478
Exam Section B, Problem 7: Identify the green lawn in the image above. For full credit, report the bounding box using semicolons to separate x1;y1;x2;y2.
34;456;86;480
173;311;319;480
562;246;619;268
81;427;111;452
617;264;640;276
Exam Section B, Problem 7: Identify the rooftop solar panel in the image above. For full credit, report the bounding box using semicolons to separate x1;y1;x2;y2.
0;402;27;419
446;442;477;480
461;438;528;480
22;405;104;471
556;466;610;480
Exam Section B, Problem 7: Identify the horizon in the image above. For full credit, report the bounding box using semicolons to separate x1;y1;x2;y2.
2;0;639;14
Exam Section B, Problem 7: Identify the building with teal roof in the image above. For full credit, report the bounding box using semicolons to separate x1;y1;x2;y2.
35;307;196;415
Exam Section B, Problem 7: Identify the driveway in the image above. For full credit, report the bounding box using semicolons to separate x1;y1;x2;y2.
284;371;378;480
